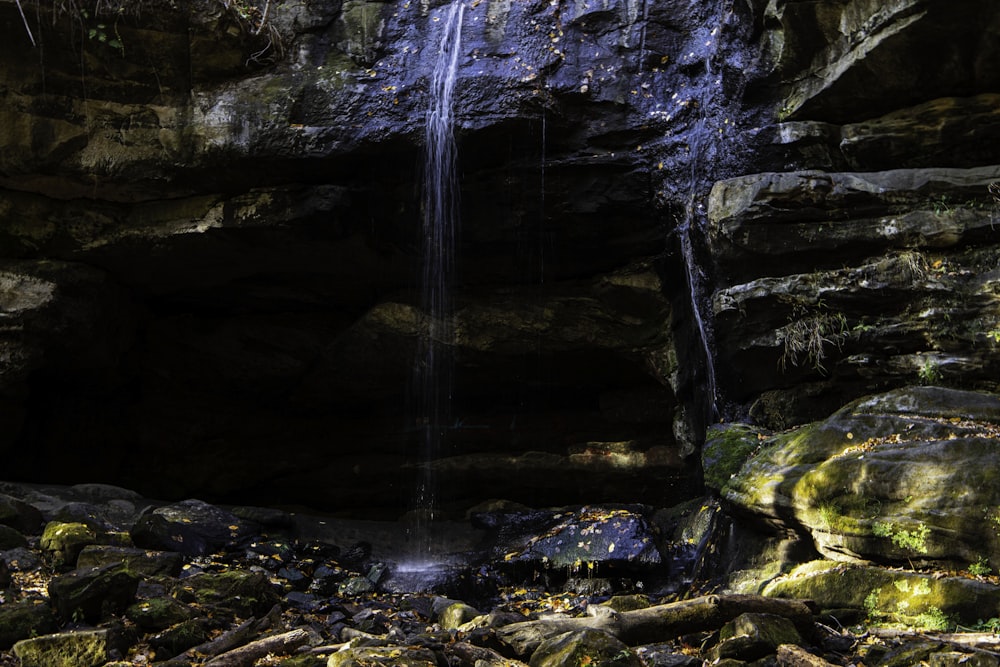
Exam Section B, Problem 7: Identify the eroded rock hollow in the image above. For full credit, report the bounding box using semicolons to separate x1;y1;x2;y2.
1;0;999;518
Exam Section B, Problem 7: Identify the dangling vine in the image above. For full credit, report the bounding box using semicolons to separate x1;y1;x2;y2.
12;0;284;64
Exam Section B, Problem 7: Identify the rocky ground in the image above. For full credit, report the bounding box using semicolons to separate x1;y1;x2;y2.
2;477;1000;667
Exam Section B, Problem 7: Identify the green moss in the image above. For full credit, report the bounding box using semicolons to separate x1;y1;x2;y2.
125;596;193;631
40;522;98;567
176;571;278;616
337;0;386;65
276;655;328;667
810;501;868;535
328;646;437;667
703;424;764;491
764;562;1000;627
531;629;642;667
12;630;108;667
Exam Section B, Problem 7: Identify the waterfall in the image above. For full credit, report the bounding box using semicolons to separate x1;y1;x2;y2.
677;9;737;423
412;1;464;541
680;84;719;420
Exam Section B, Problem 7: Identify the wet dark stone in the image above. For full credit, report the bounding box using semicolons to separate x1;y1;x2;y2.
0;494;44;535
0;525;28;550
131;499;259;557
125;596;195;631
48;563;140;624
174;570;281;617
147;618;218;660
0;599;59;650
77;545;184;577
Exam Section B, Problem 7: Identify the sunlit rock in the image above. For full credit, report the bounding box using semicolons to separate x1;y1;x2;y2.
763;560;1000;628
724;386;1000;567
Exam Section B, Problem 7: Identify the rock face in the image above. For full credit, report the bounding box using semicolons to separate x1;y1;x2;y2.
0;0;751;512
1;0;999;515
709;0;1000;426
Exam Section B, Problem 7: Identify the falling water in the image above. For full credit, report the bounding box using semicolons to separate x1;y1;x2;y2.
677;11;735;422
412;1;464;546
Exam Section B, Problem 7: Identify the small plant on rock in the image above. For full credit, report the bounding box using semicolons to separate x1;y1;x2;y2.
917;358;941;385
974;617;1000;633
872;521;930;555
914;606;952;632
778;307;849;374
969;556;993;577
864;589;884;623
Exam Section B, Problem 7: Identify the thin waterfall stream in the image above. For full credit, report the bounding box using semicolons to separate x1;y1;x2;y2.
676;1;741;424
406;0;465;570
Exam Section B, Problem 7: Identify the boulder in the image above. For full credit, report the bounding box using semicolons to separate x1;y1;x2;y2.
707;613;803;663
495;505;662;571
529;628;642;667
125;596;196;632
131;499;259;557
77;545;184;577
633;645;701;667
702;424;765;492
173;570;280;617
0;599;58;650
47;563;140;624
12;629;109;667
724;386;1000;568
763;561;1000;628
437;601;481;630
326;646;438;667
40;521;99;567
147;618;218;660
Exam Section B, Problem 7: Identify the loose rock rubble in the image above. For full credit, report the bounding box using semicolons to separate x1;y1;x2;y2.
2;482;1000;667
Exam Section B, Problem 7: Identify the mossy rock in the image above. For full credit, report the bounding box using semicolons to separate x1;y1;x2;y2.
148;617;216;659
125;596;195;631
529;628;642;667
48;563;139;624
327;646;438;667
438;601;480;630
174;570;280;616
724;387;1000;566
703;423;766;491
40;521;98;567
277;655;329;667
0;599;58;650
12;629;108;667
877;641;943;667
78;545;184;577
762;561;1000;627
708;612;802;662
927;650;1000;667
